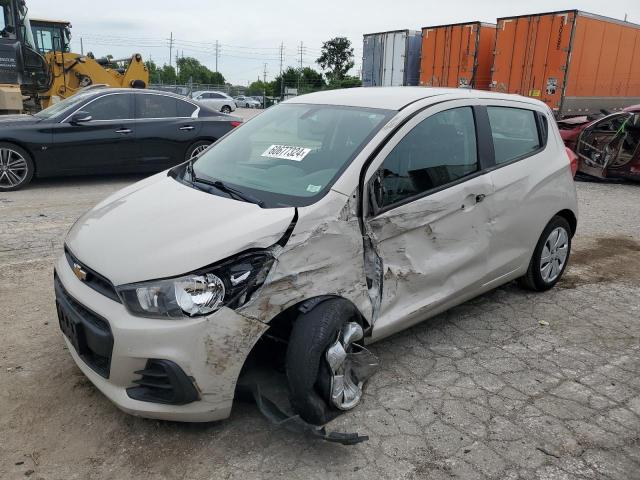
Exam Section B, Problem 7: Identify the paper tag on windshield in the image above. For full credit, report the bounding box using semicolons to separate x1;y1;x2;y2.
261;144;311;162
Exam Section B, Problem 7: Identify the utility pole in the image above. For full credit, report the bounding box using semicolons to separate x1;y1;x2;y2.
214;40;220;73
168;32;174;69
80;37;84;55
279;42;285;100
262;63;268;109
297;42;306;93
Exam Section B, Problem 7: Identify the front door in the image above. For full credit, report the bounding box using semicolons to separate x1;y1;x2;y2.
49;93;137;174
364;102;495;341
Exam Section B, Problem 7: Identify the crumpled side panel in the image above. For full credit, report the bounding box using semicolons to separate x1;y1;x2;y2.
238;191;373;324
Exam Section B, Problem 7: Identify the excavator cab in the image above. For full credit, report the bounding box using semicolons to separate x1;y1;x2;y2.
0;0;49;113
30;18;71;54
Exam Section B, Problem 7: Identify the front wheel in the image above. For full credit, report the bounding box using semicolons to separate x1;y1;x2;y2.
0;142;34;191
221;105;232;114
519;216;572;291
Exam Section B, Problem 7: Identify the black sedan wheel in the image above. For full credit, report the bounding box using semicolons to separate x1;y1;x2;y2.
0;143;34;191
185;140;213;161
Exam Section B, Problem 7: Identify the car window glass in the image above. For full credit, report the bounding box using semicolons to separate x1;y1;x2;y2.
487;107;541;164
209;93;223;99
378;107;478;208
136;94;177;119
81;94;131;121
177;99;197;117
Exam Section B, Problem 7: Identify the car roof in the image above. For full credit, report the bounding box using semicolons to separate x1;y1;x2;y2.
89;87;191;101
193;90;228;95
284;87;545;111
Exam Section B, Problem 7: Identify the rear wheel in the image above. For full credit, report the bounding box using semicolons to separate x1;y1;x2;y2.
221;105;232;114
0;143;34;191
185;140;213;161
519;216;572;291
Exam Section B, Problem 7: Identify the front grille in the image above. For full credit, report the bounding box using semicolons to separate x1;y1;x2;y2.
55;273;114;378
65;247;121;303
127;359;199;405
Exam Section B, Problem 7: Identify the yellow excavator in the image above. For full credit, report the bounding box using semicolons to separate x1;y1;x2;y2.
0;0;148;113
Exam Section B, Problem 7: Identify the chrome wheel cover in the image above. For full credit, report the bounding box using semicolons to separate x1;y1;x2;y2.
325;322;379;411
540;227;569;283
189;144;210;159
0;147;28;188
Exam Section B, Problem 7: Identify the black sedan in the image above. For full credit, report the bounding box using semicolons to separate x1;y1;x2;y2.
0;87;241;191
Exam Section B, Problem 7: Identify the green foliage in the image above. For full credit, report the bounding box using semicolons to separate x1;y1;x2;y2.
316;37;355;81
176;57;225;85
327;75;362;89
247;79;272;96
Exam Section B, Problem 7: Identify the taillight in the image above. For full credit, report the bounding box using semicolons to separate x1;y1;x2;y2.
565;147;578;178
230;121;242;128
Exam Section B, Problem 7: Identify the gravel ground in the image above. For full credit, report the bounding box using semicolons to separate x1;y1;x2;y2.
1;163;639;479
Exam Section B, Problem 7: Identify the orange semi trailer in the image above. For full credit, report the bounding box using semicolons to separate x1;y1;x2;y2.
491;10;640;117
420;22;496;90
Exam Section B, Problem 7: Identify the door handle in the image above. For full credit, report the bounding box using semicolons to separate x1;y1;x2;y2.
115;128;132;134
179;125;195;131
475;194;486;203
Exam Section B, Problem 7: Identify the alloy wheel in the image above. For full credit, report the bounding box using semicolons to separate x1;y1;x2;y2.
540;227;569;283
0;148;28;189
190;144;210;159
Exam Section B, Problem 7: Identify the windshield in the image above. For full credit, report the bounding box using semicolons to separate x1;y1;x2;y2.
33;90;95;119
189;103;392;207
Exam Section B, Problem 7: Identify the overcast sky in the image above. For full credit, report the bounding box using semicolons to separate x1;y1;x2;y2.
27;0;640;85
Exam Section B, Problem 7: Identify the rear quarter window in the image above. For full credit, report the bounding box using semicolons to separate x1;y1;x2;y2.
487;107;542;164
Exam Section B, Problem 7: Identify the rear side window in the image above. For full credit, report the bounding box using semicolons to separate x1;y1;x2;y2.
487;107;541;164
177;99;197;117
136;94;177;119
82;94;131;121
379;107;478;208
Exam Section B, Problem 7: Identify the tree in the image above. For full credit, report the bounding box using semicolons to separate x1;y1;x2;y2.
176;56;225;85
145;60;161;83
159;64;177;84
272;66;326;98
327;75;362;90
247;79;272;97
316;37;355;82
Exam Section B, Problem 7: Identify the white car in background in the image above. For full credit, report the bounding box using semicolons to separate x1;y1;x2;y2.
191;91;236;114
234;95;261;108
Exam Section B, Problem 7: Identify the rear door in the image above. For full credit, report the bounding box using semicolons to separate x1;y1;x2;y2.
483;102;556;284
364;101;495;341
49;92;136;174
134;93;201;169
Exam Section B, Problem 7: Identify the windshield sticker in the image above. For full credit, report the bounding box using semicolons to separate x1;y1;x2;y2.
306;184;322;193
261;144;312;162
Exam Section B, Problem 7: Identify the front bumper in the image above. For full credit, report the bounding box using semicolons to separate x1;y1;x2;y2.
54;254;268;422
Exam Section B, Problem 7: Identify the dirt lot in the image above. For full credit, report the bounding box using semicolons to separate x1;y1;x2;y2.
1;161;639;478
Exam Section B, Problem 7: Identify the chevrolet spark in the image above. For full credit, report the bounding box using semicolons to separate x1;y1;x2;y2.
55;87;578;425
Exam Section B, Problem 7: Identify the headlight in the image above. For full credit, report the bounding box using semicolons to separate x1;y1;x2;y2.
116;252;274;319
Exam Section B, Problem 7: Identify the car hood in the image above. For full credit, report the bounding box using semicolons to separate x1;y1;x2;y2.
0;114;41;127
66;174;295;286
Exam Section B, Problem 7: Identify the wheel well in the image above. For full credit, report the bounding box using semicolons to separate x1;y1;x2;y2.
556;209;577;237
239;297;369;377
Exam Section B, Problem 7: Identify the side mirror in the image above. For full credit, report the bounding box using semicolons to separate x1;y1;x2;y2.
70;111;92;125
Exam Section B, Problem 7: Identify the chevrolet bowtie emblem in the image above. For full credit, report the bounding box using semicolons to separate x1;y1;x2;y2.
72;262;88;281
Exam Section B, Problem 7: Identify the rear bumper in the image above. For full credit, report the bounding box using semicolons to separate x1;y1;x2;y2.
55;254;268;422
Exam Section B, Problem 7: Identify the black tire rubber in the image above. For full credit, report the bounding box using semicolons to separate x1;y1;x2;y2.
518;215;572;291
285;299;360;425
245;103;250;108
184;140;213;161
221;105;232;114
0;142;34;192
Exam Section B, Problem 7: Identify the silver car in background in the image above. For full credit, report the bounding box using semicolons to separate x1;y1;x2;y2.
191;91;237;114
234;95;261;108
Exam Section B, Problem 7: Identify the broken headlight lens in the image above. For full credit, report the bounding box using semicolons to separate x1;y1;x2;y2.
116;252;274;319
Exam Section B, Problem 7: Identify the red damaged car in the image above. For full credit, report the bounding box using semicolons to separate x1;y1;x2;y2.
558;105;640;180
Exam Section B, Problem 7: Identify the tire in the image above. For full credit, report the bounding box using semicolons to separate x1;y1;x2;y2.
185;140;213;161
0;142;34;191
245;103;250;108
221;105;232;114
286;299;360;425
518;216;572;291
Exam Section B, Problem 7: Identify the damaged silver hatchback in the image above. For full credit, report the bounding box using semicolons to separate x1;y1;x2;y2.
55;87;578;428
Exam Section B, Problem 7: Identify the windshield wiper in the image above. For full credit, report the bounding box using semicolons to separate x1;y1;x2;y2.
193;176;265;207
